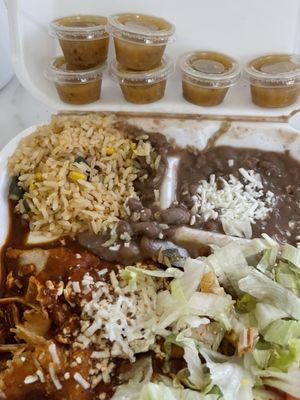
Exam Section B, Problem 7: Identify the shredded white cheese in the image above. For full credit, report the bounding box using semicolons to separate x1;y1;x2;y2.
36;369;45;383
91;350;110;359
49;363;62;390
49;343;60;366
72;270;160;363
74;372;90;390
72;281;81;293
24;375;38;384
64;372;70;380
193;169;276;238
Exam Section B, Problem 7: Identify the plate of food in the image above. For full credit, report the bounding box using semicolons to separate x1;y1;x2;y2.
0;112;299;400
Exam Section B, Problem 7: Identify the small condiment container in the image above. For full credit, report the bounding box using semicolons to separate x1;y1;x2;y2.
45;56;105;105
49;15;109;69
179;51;241;106
109;56;174;104
244;54;300;108
108;13;175;71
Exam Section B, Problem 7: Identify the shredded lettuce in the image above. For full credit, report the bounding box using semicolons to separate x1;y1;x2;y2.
268;339;300;372
252;387;283;400
207;242;250;295
199;349;254;400
171;279;187;304
112;238;300;400
275;261;300;296
252;348;272;369
181;338;205;389
179;258;207;300
281;243;300;269
221;218;252;239
112;382;221;400
163;334;181;358
257;368;300;398
238;270;300;320
263;319;300;346
254;303;288;331
236;294;257;314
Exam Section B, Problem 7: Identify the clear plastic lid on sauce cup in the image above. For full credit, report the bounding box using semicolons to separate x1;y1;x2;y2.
49;15;108;40
244;53;300;108
109;56;174;104
108;13;175;45
179;51;241;106
45;56;106;105
49;15;109;69
108;13;175;71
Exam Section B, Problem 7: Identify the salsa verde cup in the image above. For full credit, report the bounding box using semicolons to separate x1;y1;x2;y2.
179;51;241;106
49;15;109;69
108;13;175;71
244;53;300;108
109;56;174;104
45;56;105;105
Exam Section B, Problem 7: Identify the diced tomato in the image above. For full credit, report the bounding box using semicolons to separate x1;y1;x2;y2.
286;395;300;400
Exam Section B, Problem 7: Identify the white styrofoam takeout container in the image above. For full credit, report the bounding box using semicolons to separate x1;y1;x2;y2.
0;115;300;250
3;0;300;118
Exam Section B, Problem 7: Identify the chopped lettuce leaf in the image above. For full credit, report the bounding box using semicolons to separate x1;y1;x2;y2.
236;294;257;314
263;319;300;346
180;258;207;300
268;339;300;372
171;279;187;304
256;249;276;275
252;387;283;400
164;334;181;358
181;338;205;389
258;368;300;398
275;261;300;296
188;293;234;324
238;270;300;320
221;218;252;239
112;382;221;400
207;242;250;296
281;244;300;269
252;348;272;369
240;238;269;259
199;349;254;400
254;303;288;331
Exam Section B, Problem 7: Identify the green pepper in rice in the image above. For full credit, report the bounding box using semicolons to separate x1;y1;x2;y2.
23;199;31;213
9;176;24;201
75;155;89;165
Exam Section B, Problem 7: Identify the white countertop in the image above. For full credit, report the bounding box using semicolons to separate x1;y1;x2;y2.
0;76;52;149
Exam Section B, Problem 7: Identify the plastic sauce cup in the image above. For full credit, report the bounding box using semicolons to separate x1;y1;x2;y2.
179;51;241;106
108;13;175;71
49;15;109;69
109;56;174;104
244;54;300;108
45;56;105;105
